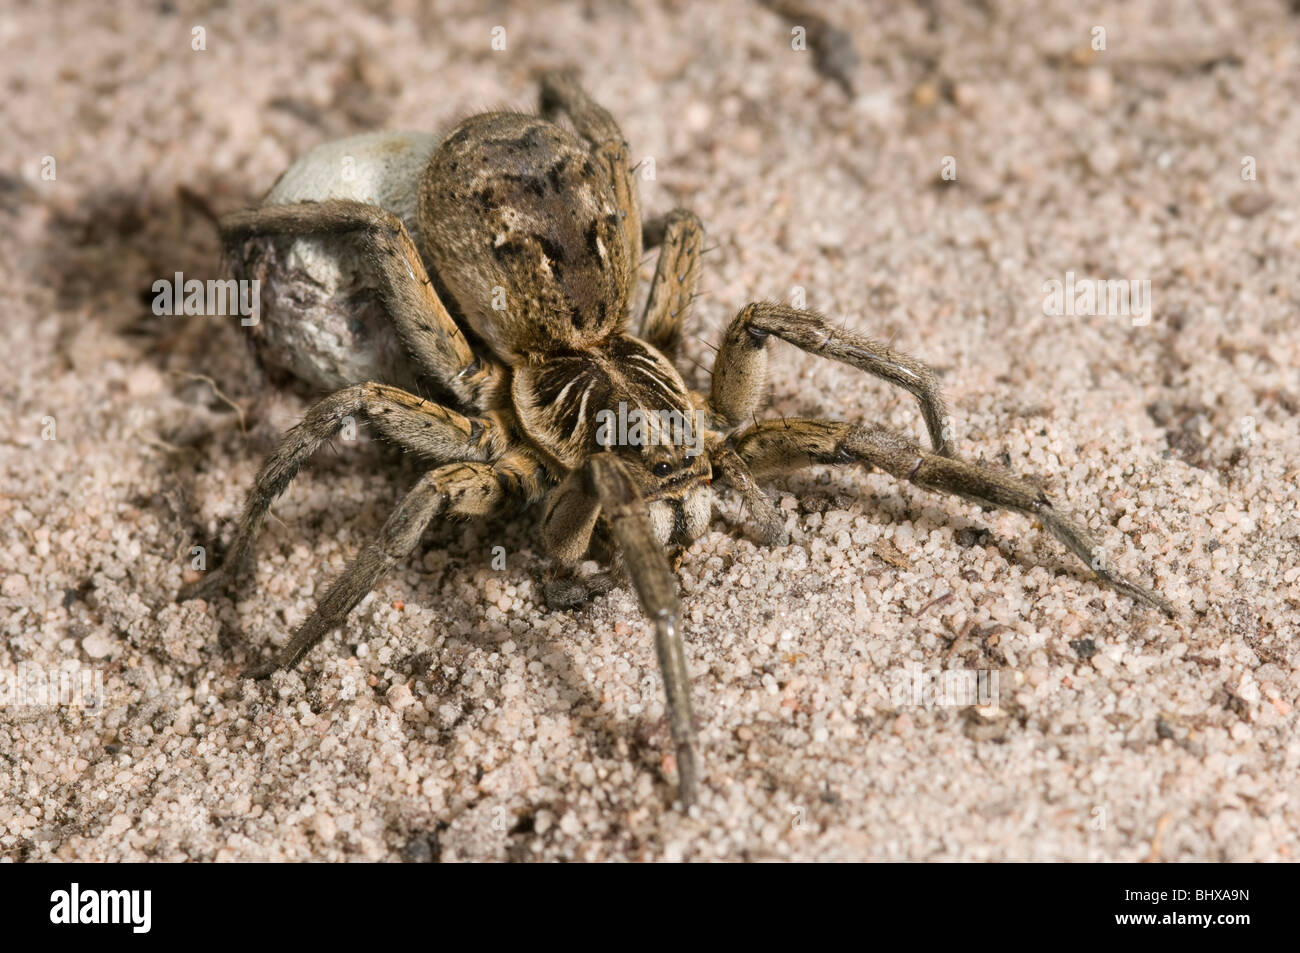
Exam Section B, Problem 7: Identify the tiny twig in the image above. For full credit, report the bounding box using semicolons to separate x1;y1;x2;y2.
174;371;247;435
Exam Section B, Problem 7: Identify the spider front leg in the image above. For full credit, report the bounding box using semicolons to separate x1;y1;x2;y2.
731;418;1174;615
710;445;789;546
711;302;955;457
245;460;522;677
536;469;617;608
178;383;504;602
221;199;507;410
543;454;700;807
591;454;699;807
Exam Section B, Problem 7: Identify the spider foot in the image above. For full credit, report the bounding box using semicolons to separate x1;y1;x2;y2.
177;568;232;603
242;654;284;680
753;519;790;548
1098;570;1176;618
541;567;615;610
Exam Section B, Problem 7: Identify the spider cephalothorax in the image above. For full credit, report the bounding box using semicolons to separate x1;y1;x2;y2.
180;72;1171;808
518;334;715;548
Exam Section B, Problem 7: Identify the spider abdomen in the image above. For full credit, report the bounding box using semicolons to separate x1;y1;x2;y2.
418;113;633;361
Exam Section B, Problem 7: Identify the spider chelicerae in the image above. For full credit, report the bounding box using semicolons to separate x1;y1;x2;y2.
179;71;1171;807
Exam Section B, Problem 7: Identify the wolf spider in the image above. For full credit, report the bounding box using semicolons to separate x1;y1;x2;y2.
179;72;1171;807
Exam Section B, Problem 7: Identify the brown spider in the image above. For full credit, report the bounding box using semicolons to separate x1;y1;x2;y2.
179;71;1171;808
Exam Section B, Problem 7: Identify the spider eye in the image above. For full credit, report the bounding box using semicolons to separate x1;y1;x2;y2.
651;462;673;477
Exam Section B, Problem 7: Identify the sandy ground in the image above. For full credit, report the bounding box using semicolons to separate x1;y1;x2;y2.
1;0;1298;862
